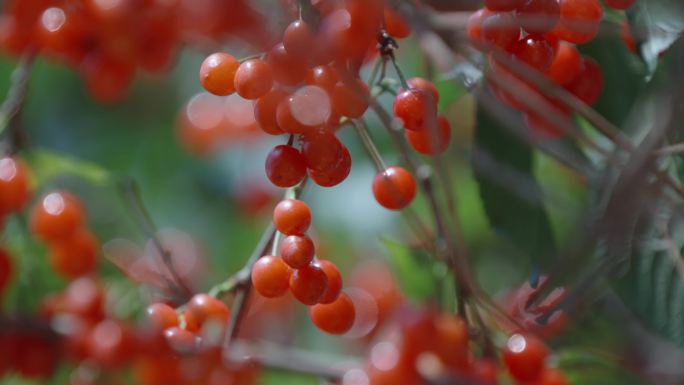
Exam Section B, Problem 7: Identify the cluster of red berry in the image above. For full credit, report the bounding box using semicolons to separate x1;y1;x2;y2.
0;0;264;103
467;0;635;137
345;308;569;385
251;198;354;334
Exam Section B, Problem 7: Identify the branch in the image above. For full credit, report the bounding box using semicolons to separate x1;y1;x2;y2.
0;52;35;151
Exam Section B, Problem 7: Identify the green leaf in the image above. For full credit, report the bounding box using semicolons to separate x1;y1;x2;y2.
262;369;318;385
559;348;648;385
380;237;437;301
612;212;684;349
25;148;112;186
472;104;556;276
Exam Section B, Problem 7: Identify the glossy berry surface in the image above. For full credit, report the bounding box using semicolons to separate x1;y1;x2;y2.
0;156;31;215
273;199;311;236
393;88;437;131
280;235;316;269
517;0;561;34
254;89;288;135
565;56;603;106
405;115;452;155
481;12;521;51
406;77;440;104
163;327;197;353
372;166;417;210
308;144;352;187
283;20;316;57
267;43;308;86
289;263;328;305
265;145;307;188
502;333;550;382
317;259;343;304
552;0;603;44
331;79;369;118
199;52;239;96
545;41;583;86
309;293;355;334
184;293;230;332
30;191;85;241
234;59;273;100
145;303;179;332
251;255;291;298
512;35;555;71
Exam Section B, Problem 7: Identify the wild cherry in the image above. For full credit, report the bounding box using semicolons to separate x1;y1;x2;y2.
289;262;328;305
234;59;273;100
273;199;311;236
393;88;437;131
405;115;451;155
502;333;550;382
316;259;343;304
0;156;31;215
251;255;292;298
199;52;239;96
265;145;307;188
309;292;355;334
280;235;316;269
30;191;85;241
372;166;417;210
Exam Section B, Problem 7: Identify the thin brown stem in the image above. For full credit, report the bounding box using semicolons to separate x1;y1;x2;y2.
0;51;35;151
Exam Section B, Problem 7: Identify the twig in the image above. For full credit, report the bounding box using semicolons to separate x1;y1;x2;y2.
654;143;684;157
0;52;35;151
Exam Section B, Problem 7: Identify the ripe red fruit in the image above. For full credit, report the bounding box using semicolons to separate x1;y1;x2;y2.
81;52;135;104
481;12;521;51
146;303;179;332
467;8;492;45
251;255;292;298
9;331;59;378
254;89;288;135
512;35;555;71
0;156;31;215
163;327;197;353
280;235;316;269
533;368;570;385
552;0;603;44
301;130;344;172
283;20;316;57
393;88;437;131
517;0;561;34
30;191;85;241
184;293;230;332
63;276;105;321
305;65;339;91
47;227;98;279
502;333;550;382
308;144;352;187
405;115;451;155
620;19;637;53
331;79;369;118
406;77;440;104
266;43;308;86
273;199;311;236
545;41;583;86
384;7;411;38
435;314;470;367
0;248;13;298
87;319;135;368
565;57;603;106
372;166;417;210
199;52;239;96
275;95;322;134
604;0;636;10
234;59;273;100
317;259;343;304
289;263;328;305
484;0;526;11
309;293;355;334
265;145;307;188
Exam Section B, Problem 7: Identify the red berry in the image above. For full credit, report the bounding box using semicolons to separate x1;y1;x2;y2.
301;130;345;172
9;331;59;378
545;41;583;86
565;56;603;106
481;12;521;51
0;247;13;298
47;227;98;279
163;327;197;353
87;319;135;368
251;255;292;298
184;293;229;332
254;89;288;135
384;7;411;38
290;263;328;305
532;368;570;385
484;0;526;11
199;52;239;96
393;88;437;131
146;303;179;332
406;77;440;104
435;314;470;367
517;0;561;34
604;0;636;10
372;166;417;210
63;276;105;321
620;19;637;53
405;115;451;155
234;59;273;100
552;0;603;44
305;65;340;91
512;35;555;71
30;191;85;241
265;145;307;188
309;293;355;334
316;259;343;304
331;79;369;118
467;8;492;45
283;20;316;57
81;52;134;104
273;199;311;236
267;43;308;86
502;333;549;382
0;156;31;215
308;144;352;187
280;235;316;269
